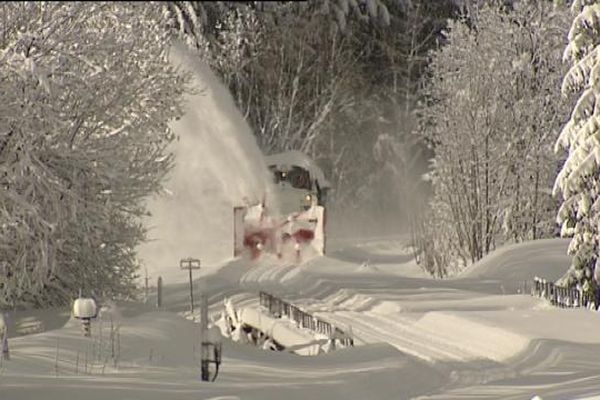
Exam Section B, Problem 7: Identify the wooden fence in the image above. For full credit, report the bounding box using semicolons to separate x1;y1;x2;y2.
527;277;597;309
259;291;354;347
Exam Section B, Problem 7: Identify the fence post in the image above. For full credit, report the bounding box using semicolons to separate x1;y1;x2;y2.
200;294;209;381
157;276;163;309
1;322;8;361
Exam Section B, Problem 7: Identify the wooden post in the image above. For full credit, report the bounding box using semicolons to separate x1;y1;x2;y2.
1;328;8;361
189;267;194;313
75;351;80;374
157;276;163;309
144;268;149;304
82;318;91;337
200;294;221;382
179;258;200;314
200;294;209;381
0;313;7;361
54;338;60;376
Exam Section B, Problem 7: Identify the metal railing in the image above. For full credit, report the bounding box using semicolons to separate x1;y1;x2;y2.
259;291;354;347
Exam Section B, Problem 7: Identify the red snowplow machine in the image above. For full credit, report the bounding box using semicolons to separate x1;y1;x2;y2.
234;151;329;262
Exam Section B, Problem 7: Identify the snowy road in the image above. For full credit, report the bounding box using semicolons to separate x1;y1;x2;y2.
6;238;600;400
213;237;600;399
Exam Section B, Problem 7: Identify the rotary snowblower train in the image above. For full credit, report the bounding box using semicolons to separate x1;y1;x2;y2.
234;151;329;262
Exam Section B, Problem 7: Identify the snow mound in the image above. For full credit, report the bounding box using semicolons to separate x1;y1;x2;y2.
415;312;530;362
370;301;403;315
459;239;570;282
356;238;415;256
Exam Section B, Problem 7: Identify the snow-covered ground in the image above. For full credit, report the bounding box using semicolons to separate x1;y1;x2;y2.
1;41;596;400
5;237;600;400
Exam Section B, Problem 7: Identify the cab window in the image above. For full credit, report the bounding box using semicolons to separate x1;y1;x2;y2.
269;165;311;190
288;166;311;190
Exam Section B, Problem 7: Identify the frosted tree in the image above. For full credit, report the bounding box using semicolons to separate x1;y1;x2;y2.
417;2;569;273
315;0;391;30
162;0;460;223
207;4;361;157
0;3;186;307
162;0;391;52
554;1;600;293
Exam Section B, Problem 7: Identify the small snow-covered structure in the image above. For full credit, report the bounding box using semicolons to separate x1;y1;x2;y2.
73;298;97;319
73;298;97;337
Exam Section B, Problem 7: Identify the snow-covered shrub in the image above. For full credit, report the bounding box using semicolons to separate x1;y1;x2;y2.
416;2;570;273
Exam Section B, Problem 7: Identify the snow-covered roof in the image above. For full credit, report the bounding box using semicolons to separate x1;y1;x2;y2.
265;150;330;188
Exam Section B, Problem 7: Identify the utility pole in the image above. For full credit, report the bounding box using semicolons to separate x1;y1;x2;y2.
180;258;200;313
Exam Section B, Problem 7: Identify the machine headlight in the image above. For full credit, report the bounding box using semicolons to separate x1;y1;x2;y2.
302;194;313;209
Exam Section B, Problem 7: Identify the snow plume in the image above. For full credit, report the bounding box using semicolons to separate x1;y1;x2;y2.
137;39;277;282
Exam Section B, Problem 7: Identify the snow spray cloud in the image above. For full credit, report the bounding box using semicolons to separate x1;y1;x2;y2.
137;40;277;282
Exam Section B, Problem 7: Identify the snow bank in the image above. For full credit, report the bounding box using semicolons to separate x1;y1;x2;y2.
8;237;600;399
415;312;530;362
458;238;571;282
356;237;415;256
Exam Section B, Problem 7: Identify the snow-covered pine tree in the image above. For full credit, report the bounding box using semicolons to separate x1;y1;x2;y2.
554;1;600;292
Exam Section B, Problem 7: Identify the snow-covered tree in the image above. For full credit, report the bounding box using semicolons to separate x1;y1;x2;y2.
554;1;600;291
164;0;460;227
207;4;360;156
314;0;391;30
0;3;186;307
417;1;569;273
162;0;391;53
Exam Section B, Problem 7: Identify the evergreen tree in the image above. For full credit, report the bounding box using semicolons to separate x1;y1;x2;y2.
554;1;600;291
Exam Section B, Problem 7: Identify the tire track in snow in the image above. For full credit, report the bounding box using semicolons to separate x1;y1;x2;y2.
317;310;478;363
236;263;482;363
233;258;525;364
